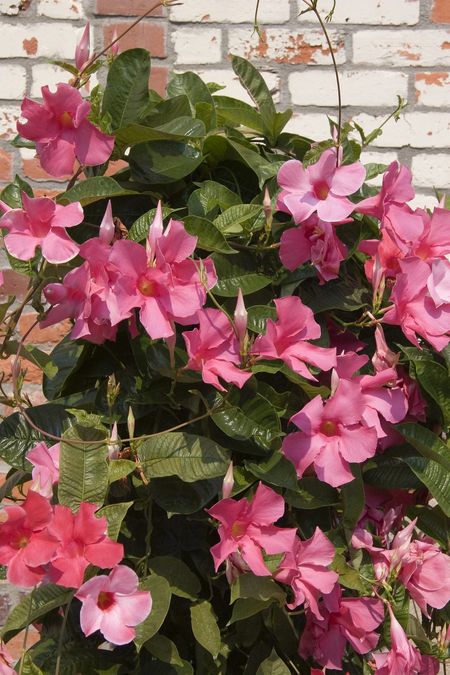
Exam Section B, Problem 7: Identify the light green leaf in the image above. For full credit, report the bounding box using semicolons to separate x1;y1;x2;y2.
108;459;136;483
230;574;285;605
214;95;264;133
115;118;206;148
2;585;73;642
134;574;172;651
256;649;290;675
96;501;133;540
214;204;264;235
228;598;273;625
183;215;237;254
128;205;178;242
212;252;272;297
190;601;221;659
57;177;136;206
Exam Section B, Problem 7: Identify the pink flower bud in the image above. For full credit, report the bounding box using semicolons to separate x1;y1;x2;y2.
234;289;247;346
372;325;399;372
75;23;91;72
147;201;164;259
99;200;114;244
110;29;120;58
108;422;121;460
44;283;68;305
222;461;234;499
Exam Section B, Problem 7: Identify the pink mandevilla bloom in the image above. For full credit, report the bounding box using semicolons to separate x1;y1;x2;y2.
17;83;114;178
299;585;384;671
282;378;378;487
0;490;58;587
372;605;435;674
277;147;365;224
252;296;337;380
279;215;348;283
107;203;217;340
76;565;152;645
183;307;251;391
47;502;123;588
27;441;60;498
0;193;82;263
274;528;338;618
207;482;297;578
356;161;415;220
0;644;14;675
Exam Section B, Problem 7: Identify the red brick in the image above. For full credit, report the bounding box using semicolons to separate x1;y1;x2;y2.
0;269;30;300
18;313;71;345
3;626;40;662
105;159;129;177
0;354;42;386
103;21;166;58
432;0;450;22
22;157;64;183
96;0;164;16
34;189;60;199
149;65;169;96
0;149;12;182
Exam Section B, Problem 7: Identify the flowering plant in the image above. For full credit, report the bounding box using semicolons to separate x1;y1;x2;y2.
0;2;449;673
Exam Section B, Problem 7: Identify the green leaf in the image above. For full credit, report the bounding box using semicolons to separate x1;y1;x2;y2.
1;175;33;208
167;72;216;127
58;415;109;511
2;585;73;642
148;556;201;600
364;163;388;181
17;653;44;675
408;505;449;548
331;554;368;593
187;180;240;218
128;205;178;241
42;339;86;401
247;305;277;334
57;177;136;206
284;477;339;509
300;277;370;313
228;598;273;625
129;140;203;184
214;204;264;235
134;574;172;651
396;423;450;473
364;458;423;490
115;118;206;148
230;574;285;605
411;359;449;426
102;48;150;130
137;432;230;482
214;95;264;133
341;465;365;531
183;215;237;254
402;455;450;517
227;139;281;187
144;635;193;672
211;252;272;297
212;392;281;451
150;476;221;515
190;601;221;659
96;501;133;540
244;454;298;490
256;649;290;675
0;404;70;469
108;459;136;483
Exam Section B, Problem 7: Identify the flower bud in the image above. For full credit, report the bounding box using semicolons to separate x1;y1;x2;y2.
99;200;114;244
127;407;135;440
107;422;121;460
234;289;248;348
222;461;234;499
75;23;91;72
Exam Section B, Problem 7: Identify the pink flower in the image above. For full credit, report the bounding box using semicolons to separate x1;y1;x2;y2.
357;161;415;220
75;23;91;72
27;441;60;498
299;586;384;671
183;307;252;391
47;502;123;588
277;148;365;224
76;565;152;645
0;193;82;263
384;205;450;263
252;296;336;380
398;537;450;615
427;258;450;307
383;259;450;351
0;491;58;587
279;215;348;283
274;528;338;617
207;482;297;578
17;83;114;178
282;379;378;487
373;605;424;674
107;206;217;340
0;644;15;675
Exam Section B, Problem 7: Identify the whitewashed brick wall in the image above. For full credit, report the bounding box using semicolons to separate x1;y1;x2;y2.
0;0;449;199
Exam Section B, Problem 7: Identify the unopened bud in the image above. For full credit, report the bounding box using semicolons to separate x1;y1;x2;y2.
43;283;67;305
75;23;91;72
127;407;135;440
99;200;114;244
263;187;273;233
234;289;248;349
107;373;120;408
222;462;234;499
107;422;121;460
109;30;120;59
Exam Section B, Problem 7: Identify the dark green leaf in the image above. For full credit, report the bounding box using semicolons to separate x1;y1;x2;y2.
148;556;201;600
135;574;172;651
150;476;221;515
42;339;86;401
167;72;216;127
214;96;264;133
102;48;151;130
128;205;178;241
108;459;136;483
284;477;339;509
247;305;277;334
230;574;285;604
256;649;290;675
57;177;136;206
144;635;192;672
402;455;450;516
341;465;365;531
183;215;237;254
228;598;273;625
212;393;281;451
129;140;203;184
115;118;205;148
211;252;271;297
396;423;450;472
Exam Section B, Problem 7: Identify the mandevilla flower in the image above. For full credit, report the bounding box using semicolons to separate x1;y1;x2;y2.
252;296;337;380
76;565;152;645
207;482;297;578
277;147;366;223
17;83;114;178
299;586;384;671
282;378;378;487
0;193;82;263
356;161;415;220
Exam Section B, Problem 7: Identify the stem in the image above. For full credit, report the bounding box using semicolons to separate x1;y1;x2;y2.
18;587;35;675
55;594;74;675
302;0;342;163
66;164;84;191
253;0;261;36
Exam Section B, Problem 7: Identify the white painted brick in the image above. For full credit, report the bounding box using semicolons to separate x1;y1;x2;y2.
37;0;85;19
0;23;77;59
172;28;222;65
31;64;71;97
229;28;346;66
289;70;408;107
284;113;336;141
408;193;440;210
170;0;290;24
194;69;279;105
415;73;450;107
0;64;26;99
411;154;450;189
353;113;450;148
297;0;420;25
353;30;450;67
360;151;399;186
0;105;20;140
0;0;19;14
